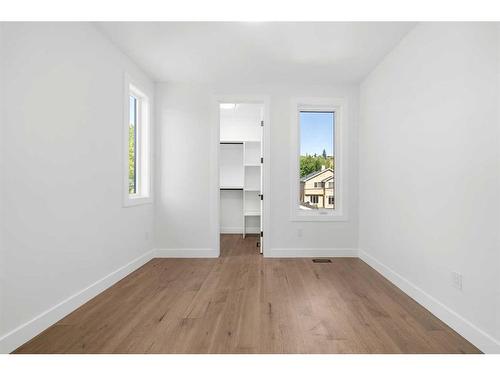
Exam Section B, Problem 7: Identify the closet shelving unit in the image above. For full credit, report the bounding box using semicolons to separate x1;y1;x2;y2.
243;141;262;231
220;140;262;238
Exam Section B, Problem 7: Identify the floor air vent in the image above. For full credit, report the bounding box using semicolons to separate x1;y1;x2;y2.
312;258;332;263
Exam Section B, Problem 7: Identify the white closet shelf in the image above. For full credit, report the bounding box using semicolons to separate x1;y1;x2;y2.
244;188;260;192
244;164;261;167
244;210;261;216
220;186;243;190
221;140;260;143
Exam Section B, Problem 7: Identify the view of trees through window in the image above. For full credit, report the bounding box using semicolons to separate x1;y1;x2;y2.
299;111;335;210
129;95;138;195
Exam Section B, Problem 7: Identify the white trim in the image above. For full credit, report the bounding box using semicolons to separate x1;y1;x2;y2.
209;98;221;256
288;213;348;222
122;73;153;207
220;227;260;234
268;248;358;258
154;248;218;258
290;97;347;222
359;250;500;354
0;249;155;354
211;94;271;257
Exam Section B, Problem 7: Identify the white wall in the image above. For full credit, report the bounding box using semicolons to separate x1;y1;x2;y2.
155;82;358;256
359;23;500;352
0;23;155;351
154;83;215;255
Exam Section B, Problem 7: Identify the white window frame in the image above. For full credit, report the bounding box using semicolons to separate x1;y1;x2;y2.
290;97;346;221
123;74;152;207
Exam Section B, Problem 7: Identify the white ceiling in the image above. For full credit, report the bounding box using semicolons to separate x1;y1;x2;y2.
96;22;415;85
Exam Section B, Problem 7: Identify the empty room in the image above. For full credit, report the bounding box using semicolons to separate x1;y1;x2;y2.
1;2;500;371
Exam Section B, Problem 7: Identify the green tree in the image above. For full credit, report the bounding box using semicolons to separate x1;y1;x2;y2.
300;154;335;177
129;124;136;194
327;156;334;170
300;155;322;177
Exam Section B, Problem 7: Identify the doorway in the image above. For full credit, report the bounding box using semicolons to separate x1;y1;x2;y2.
218;101;266;255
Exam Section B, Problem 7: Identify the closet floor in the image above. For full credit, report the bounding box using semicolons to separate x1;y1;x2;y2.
13;234;480;354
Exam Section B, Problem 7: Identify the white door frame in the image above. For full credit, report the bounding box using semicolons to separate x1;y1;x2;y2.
210;94;271;257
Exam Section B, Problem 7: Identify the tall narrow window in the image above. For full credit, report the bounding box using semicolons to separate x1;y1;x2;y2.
129;95;138;195
123;75;152;207
291;98;344;221
299;111;335;211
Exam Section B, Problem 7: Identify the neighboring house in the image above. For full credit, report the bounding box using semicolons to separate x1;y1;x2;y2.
300;167;335;209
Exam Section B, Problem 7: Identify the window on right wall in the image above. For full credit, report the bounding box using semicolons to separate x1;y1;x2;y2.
291;98;345;221
300;110;335;210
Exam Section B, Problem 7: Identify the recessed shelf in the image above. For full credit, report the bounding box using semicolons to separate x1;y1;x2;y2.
244;166;260;191
220;186;243;190
244;210;261;216
244;141;261;166
220;143;244;188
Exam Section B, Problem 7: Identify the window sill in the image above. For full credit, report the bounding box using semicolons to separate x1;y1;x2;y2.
123;195;153;208
290;211;347;222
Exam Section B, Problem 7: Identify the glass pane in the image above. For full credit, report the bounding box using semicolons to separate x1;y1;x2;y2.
129;95;137;195
299;111;335;210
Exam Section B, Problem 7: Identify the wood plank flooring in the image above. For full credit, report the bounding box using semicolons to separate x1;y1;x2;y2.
13;234;481;354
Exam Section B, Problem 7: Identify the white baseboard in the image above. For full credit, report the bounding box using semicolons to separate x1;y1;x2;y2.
154;248;218;258
359;250;500;354
220;227;260;234
0;248;156;354
268;248;358;258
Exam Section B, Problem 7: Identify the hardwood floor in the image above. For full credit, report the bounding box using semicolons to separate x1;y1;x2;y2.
13;235;481;354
